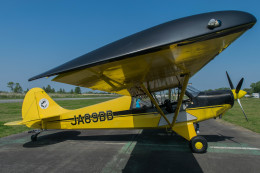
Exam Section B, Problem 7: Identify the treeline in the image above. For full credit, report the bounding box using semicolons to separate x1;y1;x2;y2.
42;85;82;94
204;87;229;92
205;81;260;94
6;82;83;94
5;81;113;95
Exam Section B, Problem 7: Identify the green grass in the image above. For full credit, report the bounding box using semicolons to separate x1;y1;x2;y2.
0;98;113;138
223;98;260;133
57;98;113;109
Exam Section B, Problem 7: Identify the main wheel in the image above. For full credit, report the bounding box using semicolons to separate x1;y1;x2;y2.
190;136;208;153
31;134;37;142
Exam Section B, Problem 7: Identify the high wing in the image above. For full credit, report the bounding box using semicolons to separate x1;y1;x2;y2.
29;11;256;96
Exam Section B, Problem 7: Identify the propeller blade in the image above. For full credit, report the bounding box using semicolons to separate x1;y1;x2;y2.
235;78;244;93
226;71;234;89
237;99;248;121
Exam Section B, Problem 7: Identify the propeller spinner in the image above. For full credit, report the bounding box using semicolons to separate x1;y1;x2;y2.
226;71;248;121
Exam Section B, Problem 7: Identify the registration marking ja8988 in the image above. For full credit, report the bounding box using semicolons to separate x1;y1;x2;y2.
71;110;113;125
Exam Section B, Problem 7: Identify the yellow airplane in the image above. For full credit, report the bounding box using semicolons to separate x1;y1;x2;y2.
5;11;256;153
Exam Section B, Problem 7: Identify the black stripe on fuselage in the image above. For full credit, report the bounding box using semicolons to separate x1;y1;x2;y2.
46;109;158;123
186;105;224;110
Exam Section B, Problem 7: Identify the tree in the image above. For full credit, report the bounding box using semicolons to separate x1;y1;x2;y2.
204;89;213;92
204;87;229;92
7;82;14;92
74;87;81;94
51;88;55;93
24;88;29;94
243;88;252;94
44;85;52;93
250;81;260;93
58;88;66;94
43;85;55;93
13;83;23;93
215;87;229;91
70;89;74;94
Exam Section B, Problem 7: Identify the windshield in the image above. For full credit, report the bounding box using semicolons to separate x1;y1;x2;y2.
186;85;201;98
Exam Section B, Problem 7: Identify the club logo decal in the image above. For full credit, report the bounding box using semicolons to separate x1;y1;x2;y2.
39;98;49;109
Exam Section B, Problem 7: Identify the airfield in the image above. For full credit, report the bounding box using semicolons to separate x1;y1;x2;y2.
0;119;259;173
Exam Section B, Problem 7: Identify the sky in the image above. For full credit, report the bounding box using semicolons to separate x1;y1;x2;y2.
0;0;259;92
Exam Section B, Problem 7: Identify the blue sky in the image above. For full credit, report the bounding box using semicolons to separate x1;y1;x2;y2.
0;0;259;92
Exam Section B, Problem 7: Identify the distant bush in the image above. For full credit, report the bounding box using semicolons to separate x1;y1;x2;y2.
0;93;25;99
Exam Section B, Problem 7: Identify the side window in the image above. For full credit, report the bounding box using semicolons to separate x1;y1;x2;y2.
131;96;152;109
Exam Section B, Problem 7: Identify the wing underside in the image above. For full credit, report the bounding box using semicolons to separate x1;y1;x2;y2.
53;30;245;96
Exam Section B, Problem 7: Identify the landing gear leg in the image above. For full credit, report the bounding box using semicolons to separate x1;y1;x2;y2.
195;123;200;134
172;122;208;153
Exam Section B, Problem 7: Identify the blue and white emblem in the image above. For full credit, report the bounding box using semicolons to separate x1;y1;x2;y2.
39;98;49;109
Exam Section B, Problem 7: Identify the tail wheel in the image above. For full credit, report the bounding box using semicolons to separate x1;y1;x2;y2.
31;134;37;142
190;136;208;153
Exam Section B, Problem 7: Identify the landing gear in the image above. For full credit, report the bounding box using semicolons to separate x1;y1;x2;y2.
195;123;200;134
28;129;42;142
190;136;208;153
31;134;38;141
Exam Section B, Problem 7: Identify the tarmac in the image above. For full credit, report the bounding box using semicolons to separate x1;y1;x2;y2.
0;119;259;173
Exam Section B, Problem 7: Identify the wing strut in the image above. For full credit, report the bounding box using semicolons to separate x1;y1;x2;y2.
171;73;190;128
168;89;172;101
140;84;171;127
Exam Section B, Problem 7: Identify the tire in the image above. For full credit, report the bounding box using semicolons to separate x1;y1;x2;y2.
31;134;37;142
190;136;208;153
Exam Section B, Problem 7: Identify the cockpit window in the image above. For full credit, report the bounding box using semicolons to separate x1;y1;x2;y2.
186;86;201;98
132;96;152;109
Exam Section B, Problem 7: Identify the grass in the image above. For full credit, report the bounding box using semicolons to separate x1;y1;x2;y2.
0;98;113;138
223;98;260;133
0;102;30;138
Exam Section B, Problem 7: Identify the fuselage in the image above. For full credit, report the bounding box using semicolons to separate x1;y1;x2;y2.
42;89;235;130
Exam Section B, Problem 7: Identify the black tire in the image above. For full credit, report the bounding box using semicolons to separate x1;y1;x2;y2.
190;136;208;153
31;134;37;142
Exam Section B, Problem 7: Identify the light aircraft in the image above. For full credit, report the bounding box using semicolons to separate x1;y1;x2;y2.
5;11;256;153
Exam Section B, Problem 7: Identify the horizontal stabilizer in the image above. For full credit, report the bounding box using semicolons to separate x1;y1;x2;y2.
4;120;24;126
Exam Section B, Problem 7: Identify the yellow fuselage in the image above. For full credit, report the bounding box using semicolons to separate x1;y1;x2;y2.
6;88;236;142
41;96;231;130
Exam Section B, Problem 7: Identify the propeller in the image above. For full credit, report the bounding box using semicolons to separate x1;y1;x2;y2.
226;71;248;121
226;71;234;89
237;99;248;121
236;78;244;93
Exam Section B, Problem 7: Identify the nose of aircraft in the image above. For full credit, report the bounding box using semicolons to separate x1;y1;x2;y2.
231;89;247;100
226;71;248;121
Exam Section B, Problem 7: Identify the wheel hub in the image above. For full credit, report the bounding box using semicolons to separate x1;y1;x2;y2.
195;142;203;149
